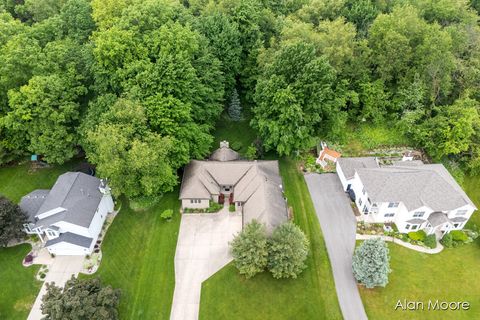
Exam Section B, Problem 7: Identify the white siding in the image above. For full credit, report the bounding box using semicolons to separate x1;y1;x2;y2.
47;242;93;256
182;199;210;209
53;221;90;237
336;161;350;190
88;195;113;238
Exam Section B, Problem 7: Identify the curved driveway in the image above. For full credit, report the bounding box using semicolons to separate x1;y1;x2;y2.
304;173;368;320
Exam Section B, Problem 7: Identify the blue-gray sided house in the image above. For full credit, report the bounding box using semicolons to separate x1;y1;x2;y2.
20;172;114;255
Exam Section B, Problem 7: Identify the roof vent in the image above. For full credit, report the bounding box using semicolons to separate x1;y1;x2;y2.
220;140;229;148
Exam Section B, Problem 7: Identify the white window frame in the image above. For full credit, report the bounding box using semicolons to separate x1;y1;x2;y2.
388;202;399;208
411;225;418;230
405;224;411;230
456;209;468;216
358;198;362;206
413;211;425;218
384;213;395;218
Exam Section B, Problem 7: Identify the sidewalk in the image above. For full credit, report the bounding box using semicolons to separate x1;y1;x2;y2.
356;234;444;254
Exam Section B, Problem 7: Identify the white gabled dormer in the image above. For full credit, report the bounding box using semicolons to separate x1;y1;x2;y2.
36;207;66;220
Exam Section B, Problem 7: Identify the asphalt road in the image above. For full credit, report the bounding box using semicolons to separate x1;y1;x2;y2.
304;173;368;320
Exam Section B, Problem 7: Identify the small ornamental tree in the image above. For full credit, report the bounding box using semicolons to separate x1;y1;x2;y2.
0;196;27;246
230;220;268;278
267;222;309;279
228;88;242;121
41;276;120;320
352;238;391;288
245;145;257;160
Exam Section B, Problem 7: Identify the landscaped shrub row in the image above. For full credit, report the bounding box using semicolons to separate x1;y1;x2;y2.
441;230;478;248
407;230;426;241
183;201;223;214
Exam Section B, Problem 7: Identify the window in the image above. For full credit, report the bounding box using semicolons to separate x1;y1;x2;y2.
362;188;366;195
405;224;411;230
413;211;425;218
190;199;201;204
384;213;395;218
47;230;57;238
411;225;418;230
454;223;459;228
388;202;399;208
456;209;468;216
358;198;362;206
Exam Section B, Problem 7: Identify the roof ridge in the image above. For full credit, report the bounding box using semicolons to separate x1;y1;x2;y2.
60;172;81;209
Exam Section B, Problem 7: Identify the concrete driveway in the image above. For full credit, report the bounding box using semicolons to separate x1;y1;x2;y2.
304;173;367;320
170;208;242;320
28;255;84;320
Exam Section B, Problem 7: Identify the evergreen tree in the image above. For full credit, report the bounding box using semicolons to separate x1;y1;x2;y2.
228;88;242;121
352;238;391;288
267;222;309;279
230;220;268;278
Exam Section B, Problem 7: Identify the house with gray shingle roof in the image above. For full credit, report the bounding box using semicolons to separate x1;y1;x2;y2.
20;172;114;255
336;158;477;238
179;141;288;233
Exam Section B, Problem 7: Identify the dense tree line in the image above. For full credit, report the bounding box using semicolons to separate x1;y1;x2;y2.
1;0;480;201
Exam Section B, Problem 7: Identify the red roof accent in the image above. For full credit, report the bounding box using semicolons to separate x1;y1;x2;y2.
319;147;341;161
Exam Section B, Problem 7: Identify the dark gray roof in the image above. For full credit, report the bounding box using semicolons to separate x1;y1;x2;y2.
406;218;426;224
357;163;476;212
209;146;240;161
427;212;451;227
45;232;93;249
450;217;468;223
29;172;104;229
19;190;50;223
337;157;379;179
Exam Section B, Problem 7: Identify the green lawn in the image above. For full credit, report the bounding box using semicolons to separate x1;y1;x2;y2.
199;157;342;319
0;160;80;202
81;193;180;319
212;114;257;155
359;175;480;320
0;244;42;320
0;161;79;320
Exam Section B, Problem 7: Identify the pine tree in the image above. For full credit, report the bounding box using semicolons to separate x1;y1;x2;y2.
352;238;391;288
228;88;242;121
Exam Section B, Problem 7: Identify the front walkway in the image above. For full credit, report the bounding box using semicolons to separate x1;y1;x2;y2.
27;255;84;320
356;234;444;254
170;207;242;320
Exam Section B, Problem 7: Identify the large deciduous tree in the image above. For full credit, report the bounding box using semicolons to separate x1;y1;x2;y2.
252;42;347;155
41;276;120;320
0;196;27;247
352;237;391;288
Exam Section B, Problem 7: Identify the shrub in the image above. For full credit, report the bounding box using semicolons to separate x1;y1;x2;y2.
24;254;33;263
408;230;426;242
0;196;28;246
450;230;468;242
400;233;409;242
207;202;223;213
441;233;453;248
352;238;391;288
267;222;309;279
424;234;437;249
230;141;243;151
160;209;173;221
40;273;46;280
245;145;257;160
229;204;236;212
230;220;268;278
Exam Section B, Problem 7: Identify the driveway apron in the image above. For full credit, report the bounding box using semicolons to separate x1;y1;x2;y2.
304;173;368;320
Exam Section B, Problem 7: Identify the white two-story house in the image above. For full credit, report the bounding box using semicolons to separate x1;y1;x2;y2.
336;158;477;238
20;172;114;255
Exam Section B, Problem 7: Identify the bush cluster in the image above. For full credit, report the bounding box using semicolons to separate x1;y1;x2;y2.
407;230;426;241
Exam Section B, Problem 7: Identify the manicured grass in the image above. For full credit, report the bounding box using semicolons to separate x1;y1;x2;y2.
199;157;342;319
81;192;180;319
359;175;480;320
0;160;80;202
0;245;42;320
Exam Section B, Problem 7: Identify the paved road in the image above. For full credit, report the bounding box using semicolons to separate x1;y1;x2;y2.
28;256;84;320
305;173;368;320
170;209;242;320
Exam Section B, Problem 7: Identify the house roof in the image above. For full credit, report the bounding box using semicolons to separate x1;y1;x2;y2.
209;145;240;161
180;160;288;233
356;162;476;212
319;147;341;161
45;232;93;249
337;157;379;179
20;190;50;223
20;172;105;229
427;212;452;227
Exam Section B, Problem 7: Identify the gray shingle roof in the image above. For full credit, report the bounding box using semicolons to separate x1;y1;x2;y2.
19;190;50;223
356;162;476;212
337;157;379;179
45;232;93;249
26;172;104;229
180;160;288;233
427;212;451;227
209;145;240;161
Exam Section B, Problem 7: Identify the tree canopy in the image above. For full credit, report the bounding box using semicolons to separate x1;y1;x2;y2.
0;196;27;247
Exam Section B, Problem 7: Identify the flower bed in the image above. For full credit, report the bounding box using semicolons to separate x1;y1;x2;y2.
183;201;223;214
